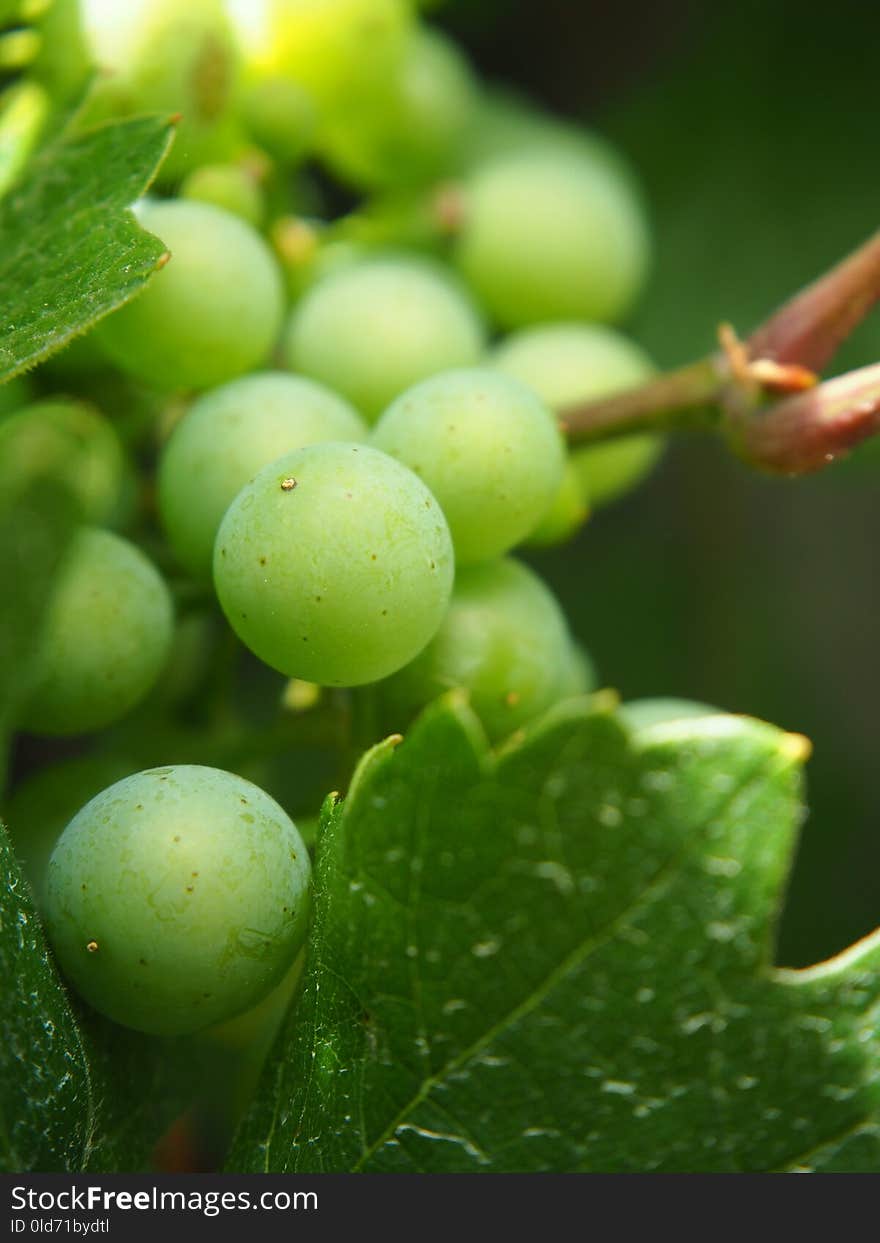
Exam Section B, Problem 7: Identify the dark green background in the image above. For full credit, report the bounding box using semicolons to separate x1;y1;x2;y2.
444;0;880;966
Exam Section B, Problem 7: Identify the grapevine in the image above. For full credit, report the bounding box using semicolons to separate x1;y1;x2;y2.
2;0;880;1178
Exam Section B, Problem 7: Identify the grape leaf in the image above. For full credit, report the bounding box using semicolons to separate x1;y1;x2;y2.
232;696;880;1172
0;821;208;1172
0;820;98;1171
0;398;95;783
0;114;174;382
0;476;77;790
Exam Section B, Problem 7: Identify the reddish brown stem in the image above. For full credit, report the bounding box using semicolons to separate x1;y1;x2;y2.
562;228;880;467
728;362;880;474
563;357;723;443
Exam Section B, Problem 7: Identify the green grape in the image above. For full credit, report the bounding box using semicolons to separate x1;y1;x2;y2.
283;255;485;421
493;322;654;409
620;698;718;732
213;442;454;686
158;371;367;579
281;233;370;302
461;90;569;166
493;322;662;509
20;528;174;736
524;459;589;548
0;80;50;200
572;437;662;510
0;399;126;525
78;0;243;181
372;368;564;565
320;26;477;188
382;557;571;741
141;611;219;712
240;75;317;165
271;216;326;300
200;952;305;1121
180;162;265;228
555;640;598;700
233;0;412;114
454;148;650;328
30;0;92;111
98;200;284;393
3;754;135;906
0;374;33;417
462;87;636;179
0;30;40;76
44;765;311;1035
204;953;303;1051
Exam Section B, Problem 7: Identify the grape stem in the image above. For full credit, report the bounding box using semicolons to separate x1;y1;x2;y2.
559;355;723;441
562;228;880;474
728;362;880;475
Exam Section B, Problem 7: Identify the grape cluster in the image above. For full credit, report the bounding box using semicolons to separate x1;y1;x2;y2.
2;0;664;1037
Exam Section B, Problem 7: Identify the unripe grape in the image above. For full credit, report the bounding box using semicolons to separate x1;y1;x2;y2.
240;75;317;165
573;437;662;510
0;80;50;202
621;698;718;732
3;754;135;906
44;765;311;1035
494;322;654;410
158;372;367;579
0;400;126;525
555;641;598;700
459;88;546;168
321;27;477;188
463;88;632;175
382;557;572;740
20;528;173;736
214;443;454;686
234;0;412;114
79;0;243;181
283;255;485;421
200;953;305;1126
143;612;219;713
204;953;303;1053
524;459;590;548
372;368;564;565
180;162;265;228
493;322;662;509
455;148;650;328
98;200;284;393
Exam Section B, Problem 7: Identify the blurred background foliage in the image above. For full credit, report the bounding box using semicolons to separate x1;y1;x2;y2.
438;0;880;967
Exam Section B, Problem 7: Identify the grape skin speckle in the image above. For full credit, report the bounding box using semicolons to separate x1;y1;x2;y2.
214;443;454;686
45;766;312;1036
